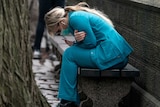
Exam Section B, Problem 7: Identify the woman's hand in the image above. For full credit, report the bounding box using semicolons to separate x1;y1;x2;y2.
74;30;86;42
63;39;74;46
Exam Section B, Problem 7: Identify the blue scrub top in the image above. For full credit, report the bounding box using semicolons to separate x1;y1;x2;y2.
68;10;133;70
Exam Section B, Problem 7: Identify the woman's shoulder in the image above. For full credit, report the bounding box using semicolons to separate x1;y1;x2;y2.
69;11;89;24
69;11;98;22
68;11;91;30
69;11;88;17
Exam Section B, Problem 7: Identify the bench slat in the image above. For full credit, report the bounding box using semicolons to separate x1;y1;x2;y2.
120;64;140;77
78;64;140;77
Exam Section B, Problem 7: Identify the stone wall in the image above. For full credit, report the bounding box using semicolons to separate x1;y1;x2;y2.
67;0;160;106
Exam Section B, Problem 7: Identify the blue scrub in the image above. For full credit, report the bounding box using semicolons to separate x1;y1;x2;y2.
58;11;133;103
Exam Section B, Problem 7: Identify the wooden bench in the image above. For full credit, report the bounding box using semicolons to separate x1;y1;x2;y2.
49;35;140;77
49;35;140;107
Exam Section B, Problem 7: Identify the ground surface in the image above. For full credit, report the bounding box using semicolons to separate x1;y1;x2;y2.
32;59;60;107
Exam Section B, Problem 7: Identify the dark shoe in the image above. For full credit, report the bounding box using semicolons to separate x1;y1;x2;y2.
80;97;93;107
57;99;78;107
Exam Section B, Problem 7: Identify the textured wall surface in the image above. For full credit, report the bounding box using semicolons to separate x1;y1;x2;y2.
67;0;160;106
131;0;160;8
0;0;50;107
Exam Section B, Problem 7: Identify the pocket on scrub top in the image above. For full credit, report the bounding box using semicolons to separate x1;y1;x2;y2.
97;40;121;64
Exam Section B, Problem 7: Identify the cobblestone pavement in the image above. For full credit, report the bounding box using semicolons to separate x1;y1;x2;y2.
32;59;60;107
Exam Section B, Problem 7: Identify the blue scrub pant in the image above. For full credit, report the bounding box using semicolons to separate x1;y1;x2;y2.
58;45;128;103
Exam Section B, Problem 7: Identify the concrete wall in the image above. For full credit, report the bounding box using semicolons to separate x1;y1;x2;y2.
67;0;160;106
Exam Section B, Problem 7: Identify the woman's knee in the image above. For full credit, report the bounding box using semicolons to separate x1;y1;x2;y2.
63;47;74;59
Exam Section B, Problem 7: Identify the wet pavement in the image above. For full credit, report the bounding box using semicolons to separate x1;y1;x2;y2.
32;59;60;107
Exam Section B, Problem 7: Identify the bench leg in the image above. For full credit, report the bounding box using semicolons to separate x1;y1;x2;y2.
53;63;61;81
78;90;93;107
118;93;131;107
78;77;133;107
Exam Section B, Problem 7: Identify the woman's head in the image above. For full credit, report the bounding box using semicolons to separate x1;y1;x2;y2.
44;3;89;36
45;2;114;36
44;7;66;35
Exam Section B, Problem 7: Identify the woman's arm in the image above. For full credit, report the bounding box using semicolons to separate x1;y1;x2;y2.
69;13;97;48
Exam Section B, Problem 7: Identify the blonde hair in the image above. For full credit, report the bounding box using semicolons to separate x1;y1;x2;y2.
45;7;66;35
65;2;114;27
45;2;114;35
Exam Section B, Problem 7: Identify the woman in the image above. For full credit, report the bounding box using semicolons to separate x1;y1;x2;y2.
45;2;133;107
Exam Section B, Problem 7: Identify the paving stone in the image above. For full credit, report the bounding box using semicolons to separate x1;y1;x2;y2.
39;76;54;80
55;79;60;83
46;95;57;100
50;101;60;107
39;84;50;88
40;87;58;91
49;84;59;89
36;80;58;85
40;89;58;95
34;73;46;77
53;61;60;66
